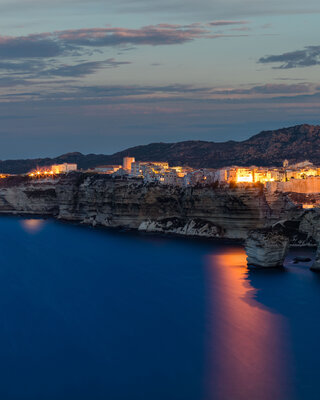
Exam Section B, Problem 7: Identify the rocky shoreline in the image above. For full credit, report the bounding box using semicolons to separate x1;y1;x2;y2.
0;172;319;268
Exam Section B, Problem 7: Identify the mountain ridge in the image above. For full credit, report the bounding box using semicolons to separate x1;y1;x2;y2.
1;124;319;174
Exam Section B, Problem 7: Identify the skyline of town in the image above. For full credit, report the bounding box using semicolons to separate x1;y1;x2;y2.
25;156;320;183
19;156;320;212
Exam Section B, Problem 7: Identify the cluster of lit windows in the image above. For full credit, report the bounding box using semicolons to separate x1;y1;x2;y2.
28;170;54;178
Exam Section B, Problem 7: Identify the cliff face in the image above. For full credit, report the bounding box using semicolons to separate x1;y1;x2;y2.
0;173;301;239
0;176;58;214
55;174;298;239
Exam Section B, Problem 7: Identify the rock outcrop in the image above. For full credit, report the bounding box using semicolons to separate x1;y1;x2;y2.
138;218;221;238
299;209;320;240
245;228;290;268
311;246;320;271
0;176;58;214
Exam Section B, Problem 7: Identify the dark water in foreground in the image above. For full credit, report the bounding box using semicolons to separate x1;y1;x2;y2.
0;217;319;400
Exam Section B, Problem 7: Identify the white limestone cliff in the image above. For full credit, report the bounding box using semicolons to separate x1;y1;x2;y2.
245;229;290;268
0;173;310;242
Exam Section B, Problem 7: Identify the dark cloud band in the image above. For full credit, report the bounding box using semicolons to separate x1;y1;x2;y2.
259;45;320;68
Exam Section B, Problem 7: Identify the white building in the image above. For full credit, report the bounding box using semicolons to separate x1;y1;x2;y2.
163;169;183;186
184;170;204;186
131;162;143;177
130;161;168;178
215;168;228;182
51;163;77;174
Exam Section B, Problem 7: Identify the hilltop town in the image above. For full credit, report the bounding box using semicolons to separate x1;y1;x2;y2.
88;157;320;193
23;156;320;205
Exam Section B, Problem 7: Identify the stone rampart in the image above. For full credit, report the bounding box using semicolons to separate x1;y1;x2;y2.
266;177;320;194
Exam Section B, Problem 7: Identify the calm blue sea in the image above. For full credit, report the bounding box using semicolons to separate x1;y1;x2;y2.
0;217;319;400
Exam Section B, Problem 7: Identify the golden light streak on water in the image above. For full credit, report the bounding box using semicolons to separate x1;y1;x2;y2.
204;247;293;400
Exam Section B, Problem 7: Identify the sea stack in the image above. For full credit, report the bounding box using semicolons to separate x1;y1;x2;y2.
245;228;290;268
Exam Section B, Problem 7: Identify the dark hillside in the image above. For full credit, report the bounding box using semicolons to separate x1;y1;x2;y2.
1;124;319;173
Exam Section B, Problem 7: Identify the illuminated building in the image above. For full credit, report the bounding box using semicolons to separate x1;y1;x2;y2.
51;163;77;174
130;161;169;178
28;163;77;178
123;157;135;172
236;168;254;183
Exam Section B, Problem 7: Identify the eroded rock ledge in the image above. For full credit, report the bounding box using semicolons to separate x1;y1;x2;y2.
138;218;222;238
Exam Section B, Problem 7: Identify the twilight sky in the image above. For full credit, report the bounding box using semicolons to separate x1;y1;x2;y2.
0;0;320;158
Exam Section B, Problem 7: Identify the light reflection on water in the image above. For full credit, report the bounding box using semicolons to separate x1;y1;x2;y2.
1;217;319;399
205;247;293;400
20;219;45;234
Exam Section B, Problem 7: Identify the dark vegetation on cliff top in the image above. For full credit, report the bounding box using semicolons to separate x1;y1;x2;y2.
1;124;320;174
